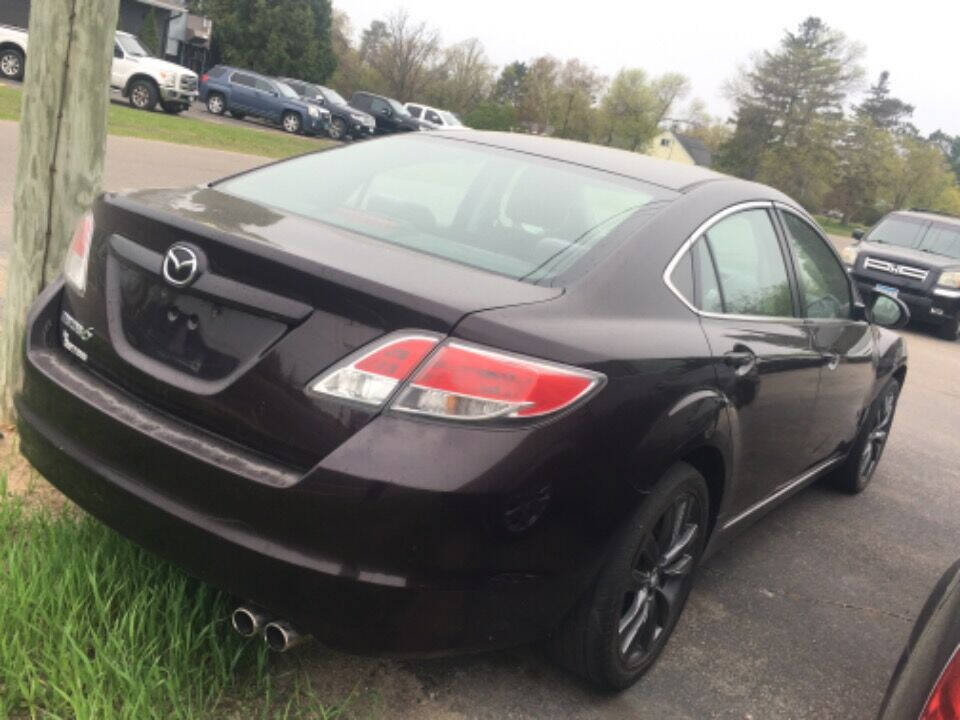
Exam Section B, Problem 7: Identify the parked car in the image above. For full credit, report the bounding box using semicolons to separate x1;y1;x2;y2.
278;78;375;140
199;65;330;135
878;559;960;720
18;131;909;692
843;209;960;340
349;91;430;134
0;26;198;114
404;102;468;130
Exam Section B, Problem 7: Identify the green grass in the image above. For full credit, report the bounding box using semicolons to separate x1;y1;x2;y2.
813;214;869;238
0;485;353;719
0;85;333;159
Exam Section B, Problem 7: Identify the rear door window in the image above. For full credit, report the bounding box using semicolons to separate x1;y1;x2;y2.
705;209;794;317
254;78;275;93
370;98;389;114
231;73;255;87
425;110;443;124
407;105;422;118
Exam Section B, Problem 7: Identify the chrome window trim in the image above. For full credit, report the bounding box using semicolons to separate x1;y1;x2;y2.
662;200;805;324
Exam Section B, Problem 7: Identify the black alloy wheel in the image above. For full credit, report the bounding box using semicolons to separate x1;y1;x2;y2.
618;492;701;669
549;462;709;690
831;378;901;493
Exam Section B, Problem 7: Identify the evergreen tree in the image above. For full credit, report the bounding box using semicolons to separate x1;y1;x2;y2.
201;0;336;83
717;17;864;209
855;71;915;134
139;9;161;56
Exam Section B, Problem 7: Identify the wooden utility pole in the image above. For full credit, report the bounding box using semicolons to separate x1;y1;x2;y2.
0;0;120;420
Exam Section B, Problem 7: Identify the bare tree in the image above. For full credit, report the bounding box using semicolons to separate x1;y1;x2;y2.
367;10;440;101
432;38;494;115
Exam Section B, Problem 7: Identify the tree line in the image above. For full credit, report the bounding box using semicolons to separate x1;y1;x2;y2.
196;4;960;224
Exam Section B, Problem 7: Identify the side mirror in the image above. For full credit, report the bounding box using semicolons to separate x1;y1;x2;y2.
852;229;864;240
314;96;324;104
381;107;391;116
870;292;910;329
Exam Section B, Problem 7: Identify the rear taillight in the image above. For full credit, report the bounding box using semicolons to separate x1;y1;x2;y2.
309;333;439;406
201;73;209;84
309;335;603;421
392;341;602;421
921;645;960;720
63;212;94;296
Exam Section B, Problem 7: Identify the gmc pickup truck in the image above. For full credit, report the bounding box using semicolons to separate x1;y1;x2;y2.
0;25;198;114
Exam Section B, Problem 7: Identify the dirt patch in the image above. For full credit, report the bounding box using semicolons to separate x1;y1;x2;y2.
1;427;66;509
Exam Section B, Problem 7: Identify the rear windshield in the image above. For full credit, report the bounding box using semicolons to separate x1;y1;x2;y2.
919;224;960;260
867;216;927;248
215;136;676;281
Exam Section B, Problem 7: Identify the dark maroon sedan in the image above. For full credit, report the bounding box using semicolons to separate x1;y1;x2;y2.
18;131;909;689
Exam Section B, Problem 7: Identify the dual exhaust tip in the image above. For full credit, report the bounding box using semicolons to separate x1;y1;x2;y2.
231;605;308;652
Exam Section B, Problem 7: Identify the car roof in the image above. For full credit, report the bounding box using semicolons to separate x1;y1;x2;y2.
426;130;730;192
890;209;960;227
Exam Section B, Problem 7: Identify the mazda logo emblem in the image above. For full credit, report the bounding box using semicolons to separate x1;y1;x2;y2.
162;245;201;287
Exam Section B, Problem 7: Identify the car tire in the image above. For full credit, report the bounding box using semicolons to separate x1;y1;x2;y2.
0;47;24;81
281;111;302;134
829;377;901;494
548;462;709;690
206;93;226;115
160;101;186;115
936;316;959;341
229;110;246;120
128;79;158;111
328;117;347;141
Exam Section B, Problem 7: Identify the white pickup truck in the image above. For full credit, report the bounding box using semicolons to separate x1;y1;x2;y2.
0;25;198;114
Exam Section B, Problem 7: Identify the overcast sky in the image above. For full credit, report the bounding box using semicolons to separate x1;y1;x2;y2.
339;0;959;136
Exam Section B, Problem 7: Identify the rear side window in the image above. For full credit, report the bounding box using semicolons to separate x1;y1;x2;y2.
867;215;927;248
425;110;443;124
407;105;422;118
781;212;851;319
694;239;724;313
216;135;676;282
920;224;960;260
669;238;724;314
704;209;793;317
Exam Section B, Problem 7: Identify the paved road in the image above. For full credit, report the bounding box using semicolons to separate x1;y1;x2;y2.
1;120;958;718
0;119;266;255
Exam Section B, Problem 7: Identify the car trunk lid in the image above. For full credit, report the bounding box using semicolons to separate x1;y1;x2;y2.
61;187;562;468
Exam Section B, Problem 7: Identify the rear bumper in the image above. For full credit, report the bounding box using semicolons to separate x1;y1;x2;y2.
17;281;604;655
